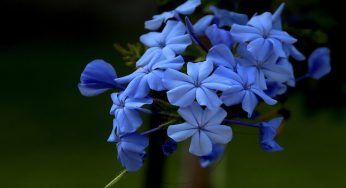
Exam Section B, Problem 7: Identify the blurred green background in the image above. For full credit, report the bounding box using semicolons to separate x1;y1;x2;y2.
0;0;345;187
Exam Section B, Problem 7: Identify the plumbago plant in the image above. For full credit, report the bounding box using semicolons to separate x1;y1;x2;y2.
78;0;331;187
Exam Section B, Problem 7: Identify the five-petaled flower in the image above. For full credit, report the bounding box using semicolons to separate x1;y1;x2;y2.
163;61;231;109
110;92;153;133
140;20;192;58
231;12;297;60
216;65;277;117
108;123;149;172
259;117;284;152
167;102;232;156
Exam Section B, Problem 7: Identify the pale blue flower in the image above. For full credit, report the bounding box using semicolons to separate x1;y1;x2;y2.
141;20;192;58
145;0;201;30
78;59;120;97
308;47;331;79
231;12;297;60
236;44;292;89
116;52;185;98
216;66;277;117
163;61;231;109
108;125;149;172
167;102;232;156
110;92;153;133
259;117;284;152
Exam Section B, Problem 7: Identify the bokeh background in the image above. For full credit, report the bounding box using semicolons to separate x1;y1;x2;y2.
1;0;345;187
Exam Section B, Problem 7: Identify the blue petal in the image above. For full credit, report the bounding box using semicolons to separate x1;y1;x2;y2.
116;108;142;133
203;125;232;144
78;59;118;97
193;15;214;36
272;3;285;30
117;147;144;172
167;85;196;107
125;97;153;109
288;45;306;61
308;47;331;79
207;44;236;69
178;102;204;126
230;24;261;42
164;20;187;39
189;131;212;156
167;123;197;142
268;38;286;57
165;35;192;55
152;55;185;70
140;32;162;47
251;86;277;105
203;107;227;126
175;0;201;15
269;30;297;44
196;87;222;109
210;6;248;27
242;91;258;117
221;87;245;106
247;38;272;61
136;48;161;67
144;11;175;30
205;25;233;47
187;61;214;82
147;70;165;91
259;117;284;152
248;12;273;35
162;69;194;89
123;76;150;98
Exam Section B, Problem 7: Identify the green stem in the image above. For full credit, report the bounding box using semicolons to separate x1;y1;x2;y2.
105;169;127;188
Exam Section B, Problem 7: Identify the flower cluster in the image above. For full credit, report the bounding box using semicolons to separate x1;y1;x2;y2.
78;0;331;177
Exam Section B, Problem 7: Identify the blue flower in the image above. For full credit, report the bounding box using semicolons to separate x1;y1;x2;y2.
162;139;178;156
167;102;232;156
145;0;201;30
110;92;153;133
199;144;225;168
206;24;233;47
216;66;277;117
163;61;231;109
236;44;293;89
116;52;185;98
209;6;248;27
259;117;284;152
231;12;297;60
78;59;120;97
141;20;192;58
206;44;236;70
307;47;331;79
108;125;149;172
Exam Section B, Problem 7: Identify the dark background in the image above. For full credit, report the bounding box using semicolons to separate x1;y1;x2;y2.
0;0;345;187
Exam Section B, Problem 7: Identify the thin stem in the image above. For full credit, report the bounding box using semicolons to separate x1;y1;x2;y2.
223;119;260;128
105;169;127;188
141;119;177;136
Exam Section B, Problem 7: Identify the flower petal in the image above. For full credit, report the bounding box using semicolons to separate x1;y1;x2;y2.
167;123;197;142
203;125;232;144
189;131;212;156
